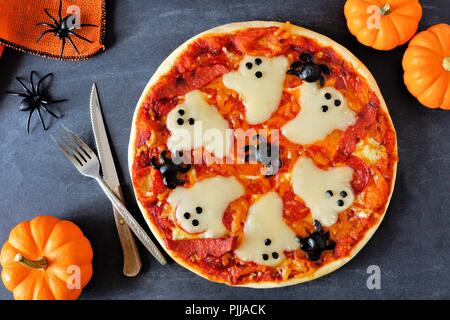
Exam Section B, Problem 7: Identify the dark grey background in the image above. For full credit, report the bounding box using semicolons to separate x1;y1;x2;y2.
0;0;448;300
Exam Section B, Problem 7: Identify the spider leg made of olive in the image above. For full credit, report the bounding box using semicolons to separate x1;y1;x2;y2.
178;164;192;174
313;219;322;232
300;52;313;63
243;145;258;162
176;179;186;186
150;156;162;170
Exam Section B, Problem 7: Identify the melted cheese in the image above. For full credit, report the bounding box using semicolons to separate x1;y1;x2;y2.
167;176;244;238
235;192;299;267
355;137;386;163
222;55;288;124
282;82;356;144
166;90;231;158
291;157;355;227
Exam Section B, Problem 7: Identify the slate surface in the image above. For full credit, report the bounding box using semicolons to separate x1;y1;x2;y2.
0;0;449;300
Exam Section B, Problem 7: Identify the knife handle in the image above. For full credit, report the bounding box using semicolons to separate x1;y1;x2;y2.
112;186;142;277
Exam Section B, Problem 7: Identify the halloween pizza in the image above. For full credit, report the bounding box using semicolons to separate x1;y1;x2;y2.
129;21;398;287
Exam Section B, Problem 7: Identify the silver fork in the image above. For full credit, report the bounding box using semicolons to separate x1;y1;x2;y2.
51;126;167;265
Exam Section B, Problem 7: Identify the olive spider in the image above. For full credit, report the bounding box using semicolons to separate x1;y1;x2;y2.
287;53;330;87
298;220;336;261
151;150;192;189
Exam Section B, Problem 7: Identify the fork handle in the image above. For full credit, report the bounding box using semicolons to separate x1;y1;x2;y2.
95;178;167;265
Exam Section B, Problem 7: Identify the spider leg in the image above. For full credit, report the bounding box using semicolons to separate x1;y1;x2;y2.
66;35;80;54
68;30;94;43
30;71;38;94
57;0;63;22
36;73;53;95
37;22;56;28
26;109;35;135
313;220;322;232
40;103;60;119
37;107;48;131
318;76;325;87
178;164;191;173
44;8;60;28
325;241;336;250
15;78;32;95
150;156;161;169
160;150;168;162
60;37;66;59
6;91;28;97
80;23;98;28
36;29;56;44
43;98;67;104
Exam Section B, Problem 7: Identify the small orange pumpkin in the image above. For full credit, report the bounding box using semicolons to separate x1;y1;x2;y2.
402;23;450;109
0;216;93;300
344;0;422;50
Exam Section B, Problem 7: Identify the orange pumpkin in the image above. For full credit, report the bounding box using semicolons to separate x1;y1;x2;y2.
344;0;422;50
402;23;450;109
0;216;93;300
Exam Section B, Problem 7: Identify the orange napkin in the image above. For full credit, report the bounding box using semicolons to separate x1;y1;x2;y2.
0;0;105;60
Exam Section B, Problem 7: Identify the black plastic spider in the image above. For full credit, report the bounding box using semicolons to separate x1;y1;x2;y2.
243;134;282;177
287;53;330;87
150;151;192;189
6;71;67;134
36;0;97;58
298;220;336;261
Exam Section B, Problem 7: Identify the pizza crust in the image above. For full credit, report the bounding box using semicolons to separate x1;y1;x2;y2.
128;21;398;288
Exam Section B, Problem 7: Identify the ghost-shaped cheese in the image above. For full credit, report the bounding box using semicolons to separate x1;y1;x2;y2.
282;82;356;144
291;157;355;227
235;192;299;267
222;55;288;124
167;176;244;238
166;90;232;158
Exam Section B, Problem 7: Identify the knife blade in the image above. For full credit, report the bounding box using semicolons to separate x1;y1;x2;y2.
90;83;143;276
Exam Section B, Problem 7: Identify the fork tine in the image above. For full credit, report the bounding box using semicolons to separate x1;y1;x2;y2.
58;130;88;164
56;130;86;166
50;133;84;167
56;126;88;162
62;124;96;159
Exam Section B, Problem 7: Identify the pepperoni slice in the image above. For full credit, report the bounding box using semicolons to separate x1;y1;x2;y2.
150;64;229;107
337;102;378;157
167;237;236;259
345;155;371;194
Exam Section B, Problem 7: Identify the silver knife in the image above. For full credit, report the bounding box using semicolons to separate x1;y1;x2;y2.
90;84;164;275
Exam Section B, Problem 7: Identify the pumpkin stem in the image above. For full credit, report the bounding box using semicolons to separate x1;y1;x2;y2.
14;253;48;270
380;3;391;15
443;57;450;71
